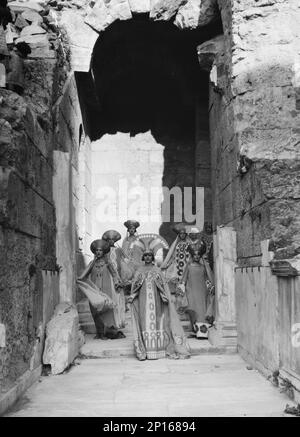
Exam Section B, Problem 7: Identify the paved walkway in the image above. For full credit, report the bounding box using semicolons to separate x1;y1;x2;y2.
5;353;294;417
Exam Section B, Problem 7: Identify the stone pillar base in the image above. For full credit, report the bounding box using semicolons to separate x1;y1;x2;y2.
208;322;238;350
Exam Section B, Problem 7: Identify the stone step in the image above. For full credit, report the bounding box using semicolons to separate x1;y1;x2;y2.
77;300;237;358
80;331;237;359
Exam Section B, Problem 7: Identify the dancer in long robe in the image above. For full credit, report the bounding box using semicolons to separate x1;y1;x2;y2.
122;220;144;270
181;243;215;331
77;239;125;339
160;223;191;313
128;237;190;361
102;229;132;328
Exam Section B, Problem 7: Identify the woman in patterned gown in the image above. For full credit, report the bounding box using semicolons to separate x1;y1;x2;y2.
128;237;190;361
160;223;191;313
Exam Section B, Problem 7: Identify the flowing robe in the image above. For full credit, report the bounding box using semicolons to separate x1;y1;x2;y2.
77;258;121;330
108;247;127;328
182;258;215;328
130;265;191;361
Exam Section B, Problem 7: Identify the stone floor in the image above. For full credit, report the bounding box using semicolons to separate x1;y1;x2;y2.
5;354;294;417
4;313;296;417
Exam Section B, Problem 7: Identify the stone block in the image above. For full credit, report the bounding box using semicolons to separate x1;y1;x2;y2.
43;303;79;375
8;1;43;13
0;63;5;88
128;0;150;13
150;0;187;21
60;10;98;72
21;10;43;24
175;0;200;29
15;14;29;30
0;323;5;347
20;24;46;38
175;0;218;29
85;0;132;32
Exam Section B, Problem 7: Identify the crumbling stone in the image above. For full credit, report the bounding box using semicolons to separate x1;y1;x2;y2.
150;0;187;21
128;0;150;14
43;303;80;375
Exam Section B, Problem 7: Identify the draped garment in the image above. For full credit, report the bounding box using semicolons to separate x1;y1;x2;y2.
77;258;121;329
130;265;191;360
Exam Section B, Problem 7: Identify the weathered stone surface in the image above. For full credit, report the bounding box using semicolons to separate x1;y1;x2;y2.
21;10;43;24
8;1;43;13
28;46;56;58
175;0;218;29
85;0;132;33
78;329;85;349
199;0;218;26
0;323;5;348
197;35;225;71
16;34;49;48
150;0;187;21
15;14;29;30
293;58;300;110
0;64;5;88
61;10;98;72
43;303;79;375
175;0;200;29
128;0;150;14
20;24;46;37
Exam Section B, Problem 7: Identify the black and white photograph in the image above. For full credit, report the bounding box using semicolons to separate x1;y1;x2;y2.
0;0;300;421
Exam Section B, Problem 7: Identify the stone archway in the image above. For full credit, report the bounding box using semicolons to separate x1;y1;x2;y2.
59;0;220;71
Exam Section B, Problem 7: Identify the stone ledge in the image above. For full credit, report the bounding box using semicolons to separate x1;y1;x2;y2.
270;259;300;277
0;365;42;416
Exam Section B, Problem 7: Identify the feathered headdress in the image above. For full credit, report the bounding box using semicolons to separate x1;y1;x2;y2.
131;233;169;255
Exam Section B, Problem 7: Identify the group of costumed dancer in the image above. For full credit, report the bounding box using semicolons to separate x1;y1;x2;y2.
77;220;215;361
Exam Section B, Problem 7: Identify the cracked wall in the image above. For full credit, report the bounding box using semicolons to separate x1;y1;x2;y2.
208;0;300;267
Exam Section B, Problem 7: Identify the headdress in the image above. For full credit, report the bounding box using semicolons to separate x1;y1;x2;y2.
90;239;110;255
172;223;188;235
131;233;169;257
124;220;140;230
189;227;200;234
188;240;207;257
101;230;121;242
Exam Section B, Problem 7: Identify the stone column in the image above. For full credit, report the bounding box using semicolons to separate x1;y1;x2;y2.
53;151;76;304
208;225;238;349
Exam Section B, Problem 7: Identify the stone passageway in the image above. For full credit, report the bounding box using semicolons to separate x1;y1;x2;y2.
5;315;295;418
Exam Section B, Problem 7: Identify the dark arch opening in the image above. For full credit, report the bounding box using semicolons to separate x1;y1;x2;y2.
75;15;223;243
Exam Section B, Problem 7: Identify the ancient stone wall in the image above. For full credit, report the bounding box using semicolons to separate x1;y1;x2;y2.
0;63;57;391
0;0;83;394
207;0;300;267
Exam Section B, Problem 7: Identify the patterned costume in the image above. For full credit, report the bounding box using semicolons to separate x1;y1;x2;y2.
129;236;190;361
160;223;191;313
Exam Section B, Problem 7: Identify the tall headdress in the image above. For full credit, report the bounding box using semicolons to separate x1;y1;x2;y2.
189;227;200;235
131;233;169;256
124;220;140;230
90;239;110;255
102;230;121;243
172;223;188;235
